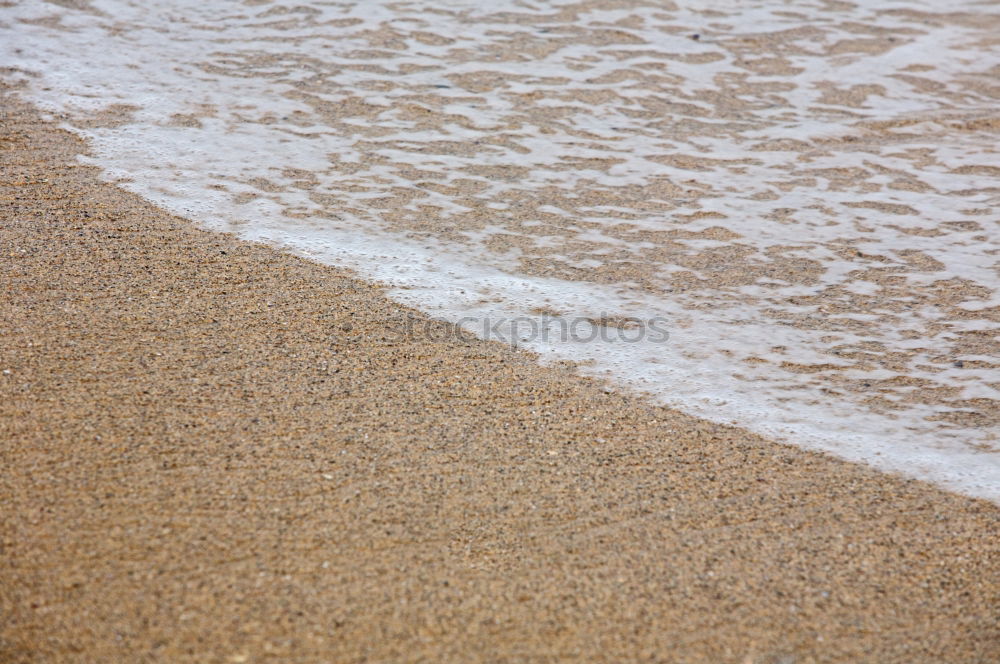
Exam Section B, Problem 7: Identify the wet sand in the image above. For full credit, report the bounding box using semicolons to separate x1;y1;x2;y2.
1;94;998;662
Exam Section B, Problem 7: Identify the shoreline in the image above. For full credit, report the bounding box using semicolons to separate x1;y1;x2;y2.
2;94;998;662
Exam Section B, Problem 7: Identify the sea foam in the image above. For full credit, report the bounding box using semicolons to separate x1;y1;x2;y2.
2;0;998;500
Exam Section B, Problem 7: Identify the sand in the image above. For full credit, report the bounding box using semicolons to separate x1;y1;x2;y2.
1;93;998;663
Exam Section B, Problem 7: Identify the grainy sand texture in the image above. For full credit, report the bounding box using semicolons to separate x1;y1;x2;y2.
1;96;999;662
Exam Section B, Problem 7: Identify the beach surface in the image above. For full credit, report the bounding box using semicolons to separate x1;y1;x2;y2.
2;95;999;662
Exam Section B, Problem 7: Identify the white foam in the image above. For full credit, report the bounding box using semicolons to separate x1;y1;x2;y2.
2;0;998;501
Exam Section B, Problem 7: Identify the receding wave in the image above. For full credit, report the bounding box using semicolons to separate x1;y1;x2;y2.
3;0;998;499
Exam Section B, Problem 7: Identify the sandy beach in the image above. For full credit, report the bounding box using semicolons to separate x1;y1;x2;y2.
1;93;999;662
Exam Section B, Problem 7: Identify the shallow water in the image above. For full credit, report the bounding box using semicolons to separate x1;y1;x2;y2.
3;0;999;500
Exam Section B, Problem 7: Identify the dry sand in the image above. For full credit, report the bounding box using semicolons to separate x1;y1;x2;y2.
1;94;998;663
